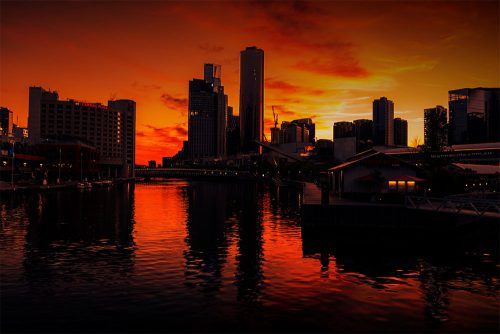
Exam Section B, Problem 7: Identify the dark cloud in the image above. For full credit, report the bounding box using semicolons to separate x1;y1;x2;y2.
271;105;295;116
160;93;188;115
266;78;326;96
132;81;161;91
294;59;369;78
266;79;300;93
145;123;187;139
198;43;224;53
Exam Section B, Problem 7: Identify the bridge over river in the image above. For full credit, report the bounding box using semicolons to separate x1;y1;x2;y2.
135;168;254;180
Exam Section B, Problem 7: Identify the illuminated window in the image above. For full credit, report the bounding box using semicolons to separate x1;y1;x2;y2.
406;181;415;192
388;181;397;191
397;181;405;192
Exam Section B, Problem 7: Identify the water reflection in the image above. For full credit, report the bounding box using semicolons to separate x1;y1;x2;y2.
0;182;498;333
234;183;264;304
301;225;499;330
1;185;136;331
184;181;232;295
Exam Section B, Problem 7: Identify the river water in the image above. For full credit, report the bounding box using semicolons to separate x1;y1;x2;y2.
1;181;498;333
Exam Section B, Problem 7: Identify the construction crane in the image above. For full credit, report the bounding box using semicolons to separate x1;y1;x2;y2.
272;105;278;129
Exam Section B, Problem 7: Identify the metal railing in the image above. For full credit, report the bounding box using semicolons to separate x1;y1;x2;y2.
405;195;500;217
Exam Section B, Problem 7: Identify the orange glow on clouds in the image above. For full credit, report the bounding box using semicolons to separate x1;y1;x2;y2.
1;1;498;164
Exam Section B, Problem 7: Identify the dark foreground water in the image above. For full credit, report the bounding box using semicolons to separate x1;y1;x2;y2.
1;181;498;333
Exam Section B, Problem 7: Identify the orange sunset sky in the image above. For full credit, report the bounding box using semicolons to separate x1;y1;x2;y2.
1;1;499;164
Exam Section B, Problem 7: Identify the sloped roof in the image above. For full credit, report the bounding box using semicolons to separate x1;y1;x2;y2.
354;173;425;182
453;163;500;174
329;151;419;172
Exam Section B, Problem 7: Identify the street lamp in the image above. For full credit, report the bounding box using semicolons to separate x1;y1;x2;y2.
11;142;15;188
58;147;61;184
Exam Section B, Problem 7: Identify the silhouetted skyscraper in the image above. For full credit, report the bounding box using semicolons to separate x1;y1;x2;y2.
292;118;315;144
424;105;447;150
373;97;394;146
188;64;227;159
333;121;354;139
448;88;499;145
227;106;240;156
239;46;264;153
353;119;373;152
0;107;13;136
393;118;408;146
204;64;221;89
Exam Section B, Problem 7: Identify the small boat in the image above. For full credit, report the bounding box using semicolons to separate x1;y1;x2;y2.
76;182;85;190
84;182;92;189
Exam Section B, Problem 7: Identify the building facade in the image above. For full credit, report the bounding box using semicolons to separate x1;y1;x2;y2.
188;64;227;160
333;121;355;139
448;88;499;145
424;105;447;150
27;86;136;177
239;46;264;153
393;118;408;146
373;97;394;146
353;119;373;153
0;107;13;137
226;106;240;156
292;118;315;144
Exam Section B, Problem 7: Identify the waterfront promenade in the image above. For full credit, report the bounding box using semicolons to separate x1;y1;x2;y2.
301;182;500;228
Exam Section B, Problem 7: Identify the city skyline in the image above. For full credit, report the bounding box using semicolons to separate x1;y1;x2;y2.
1;1;499;164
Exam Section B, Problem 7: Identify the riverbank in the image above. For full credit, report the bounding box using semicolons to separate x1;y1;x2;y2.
0;178;134;194
300;182;500;234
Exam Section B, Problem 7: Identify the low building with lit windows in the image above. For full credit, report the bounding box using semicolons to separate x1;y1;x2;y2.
328;151;424;199
27;86;136;178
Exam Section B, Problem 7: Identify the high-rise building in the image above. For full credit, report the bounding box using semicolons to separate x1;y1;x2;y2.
373;97;394;146
424;105;447;150
188;64;227;159
393;118;408;146
333;121;354;139
226;106;240;156
291;118;315;144
281;121;303;144
204;64;221;88
333;121;356;162
27;86;136;177
353;119;373;152
239;46;264;153
0;107;13;137
108;99;136;177
448;88;499;145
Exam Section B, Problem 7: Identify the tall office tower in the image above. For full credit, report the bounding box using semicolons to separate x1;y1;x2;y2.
424;105;448;150
291;118;315;144
333;121;354;139
239;46;264;153
0;107;13;136
373;97;394;146
108;99;136;177
393;118;408;146
188;64;227;159
27;86;136;177
448;88;499;145
353;119;373;152
226;106;240;156
204;64;221;89
280;121;303;144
